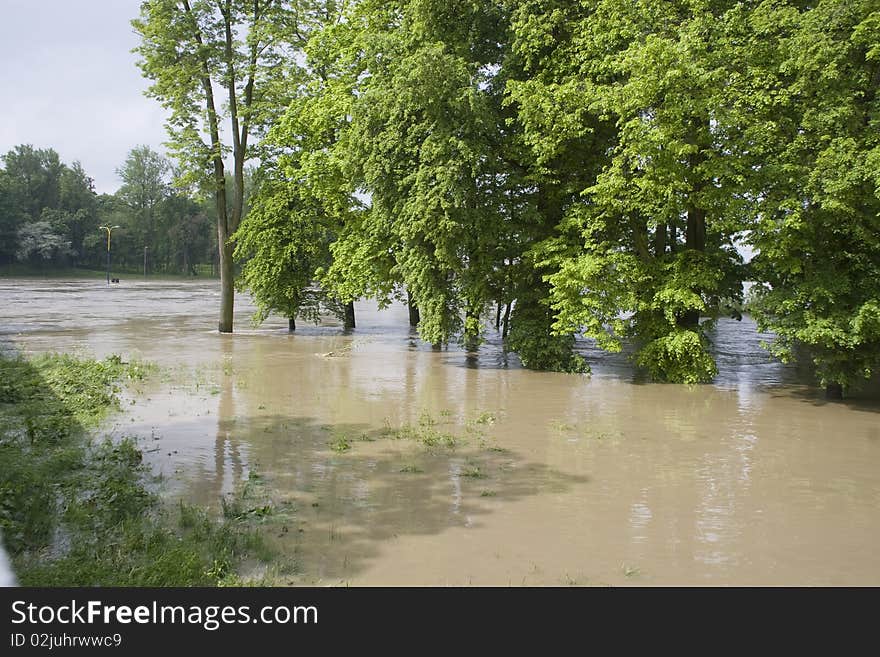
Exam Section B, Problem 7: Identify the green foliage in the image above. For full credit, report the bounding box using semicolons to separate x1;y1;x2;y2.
234;174;342;325
510;0;751;383
119;0;880;387
747;0;880;390
0;145;98;267
635;329;718;384
0;352;275;586
508;277;589;373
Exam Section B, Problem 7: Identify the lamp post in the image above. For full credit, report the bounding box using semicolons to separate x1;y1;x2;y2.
99;225;120;284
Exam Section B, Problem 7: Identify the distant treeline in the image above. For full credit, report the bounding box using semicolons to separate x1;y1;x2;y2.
0;144;217;276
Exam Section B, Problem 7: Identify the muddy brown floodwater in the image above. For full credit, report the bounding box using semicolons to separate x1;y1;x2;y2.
2;278;880;585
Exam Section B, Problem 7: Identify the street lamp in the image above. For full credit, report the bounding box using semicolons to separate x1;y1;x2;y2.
99;225;120;284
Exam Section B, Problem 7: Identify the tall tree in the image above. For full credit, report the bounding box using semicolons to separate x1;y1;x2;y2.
133;0;303;331
233;1;355;331
116;145;169;272
510;0;748;382
747;0;880;397
1;145;65;222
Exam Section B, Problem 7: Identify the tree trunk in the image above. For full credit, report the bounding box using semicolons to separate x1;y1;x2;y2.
465;306;480;352
288;317;296;332
218;237;234;333
183;0;232;332
344;301;356;330
825;382;843;400
654;222;667;257
406;289;420;327
502;302;512;339
677;203;707;330
495;302;502;331
633;215;650;263
677;126;708;331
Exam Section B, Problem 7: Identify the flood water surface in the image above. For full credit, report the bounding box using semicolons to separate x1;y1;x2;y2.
3;278;879;585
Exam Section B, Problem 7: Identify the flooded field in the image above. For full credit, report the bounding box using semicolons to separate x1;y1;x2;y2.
2;278;879;585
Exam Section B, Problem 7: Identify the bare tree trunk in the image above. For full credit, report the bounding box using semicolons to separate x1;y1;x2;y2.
288;317;296;332
495;302;502;331
502;302;512;339
344;301;356;330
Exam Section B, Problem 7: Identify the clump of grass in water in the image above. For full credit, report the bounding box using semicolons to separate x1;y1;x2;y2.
470;411;496;426
418;411;437;427
549;419;576;433
382;423;458;449
221;472;274;521
399;464;424;474
461;464;486;479
328;435;352;453
0;352;283;586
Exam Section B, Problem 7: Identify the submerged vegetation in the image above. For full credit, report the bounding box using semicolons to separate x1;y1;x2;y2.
0;352;282;586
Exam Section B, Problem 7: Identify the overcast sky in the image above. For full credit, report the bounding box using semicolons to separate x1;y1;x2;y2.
0;0;169;194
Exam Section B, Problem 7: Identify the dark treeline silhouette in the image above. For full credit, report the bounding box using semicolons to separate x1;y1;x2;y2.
0;144;216;276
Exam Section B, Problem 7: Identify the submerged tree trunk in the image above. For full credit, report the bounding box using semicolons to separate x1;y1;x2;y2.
677;203;707;331
406;289;420;327
218;237;235;332
344;301;356;330
677;128;707;332
464;306;480;352
826;382;843;400
288;316;296;332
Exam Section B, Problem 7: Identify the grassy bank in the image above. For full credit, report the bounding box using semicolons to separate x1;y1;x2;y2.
0;352;280;586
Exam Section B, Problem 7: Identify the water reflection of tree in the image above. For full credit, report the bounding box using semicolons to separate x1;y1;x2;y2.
212;337;245;502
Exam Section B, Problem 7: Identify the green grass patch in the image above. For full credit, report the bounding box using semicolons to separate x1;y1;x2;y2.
328;435;352;453
460;465;486;479
382;423;458;449
0;351;282;586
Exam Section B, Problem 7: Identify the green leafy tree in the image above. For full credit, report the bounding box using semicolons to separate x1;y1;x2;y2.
747;0;880;397
232;1;356;330
116;146;169;272
0;169;21;264
133;0;305;331
1;145;65;221
1;146;98;267
509;0;748;382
